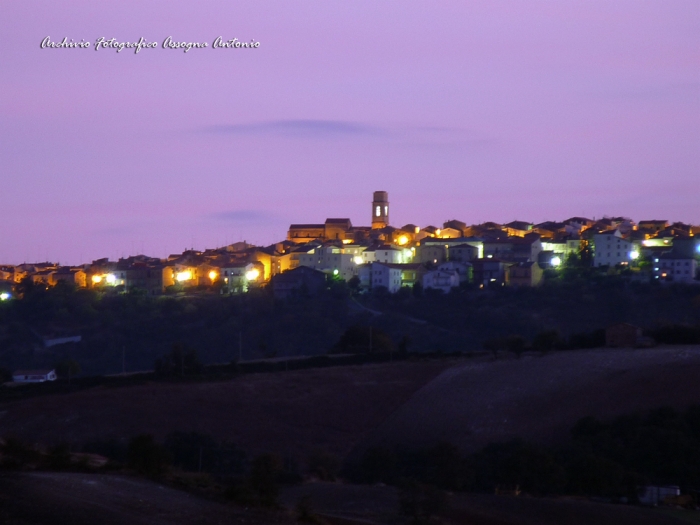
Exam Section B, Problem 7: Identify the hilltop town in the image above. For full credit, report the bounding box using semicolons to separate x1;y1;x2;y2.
1;191;698;302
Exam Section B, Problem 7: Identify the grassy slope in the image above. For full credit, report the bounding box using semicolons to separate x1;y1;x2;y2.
352;346;700;455
0;360;450;460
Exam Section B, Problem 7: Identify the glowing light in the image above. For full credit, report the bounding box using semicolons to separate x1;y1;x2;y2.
630;251;640;260
414;226;420;234
342;239;352;244
551;256;562;267
662;273;667;278
696;244;700;253
245;269;260;281
353;256;363;265
0;292;10;301
106;274;116;284
208;270;218;281
176;271;192;282
486;254;493;259
91;275;103;284
397;235;408;246
436;229;441;236
333;269;339;276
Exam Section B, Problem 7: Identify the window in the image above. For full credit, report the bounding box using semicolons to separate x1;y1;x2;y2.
375;206;381;217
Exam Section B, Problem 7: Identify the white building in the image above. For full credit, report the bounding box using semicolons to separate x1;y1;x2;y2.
592;231;639;267
12;369;57;383
653;255;698;283
358;262;404;293
423;270;460;293
221;262;263;294
437;261;472;283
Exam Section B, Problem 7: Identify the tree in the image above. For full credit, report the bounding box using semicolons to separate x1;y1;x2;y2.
128;434;169;477
249;453;283;506
398;335;411;356
505;335;527;358
332;325;395;354
55;359;81;383
347;276;361;293
307;449;341;481
398;480;448;525
532;330;563;353
154;343;203;377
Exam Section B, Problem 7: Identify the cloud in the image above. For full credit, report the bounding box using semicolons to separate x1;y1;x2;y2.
209;210;277;223
203;119;384;138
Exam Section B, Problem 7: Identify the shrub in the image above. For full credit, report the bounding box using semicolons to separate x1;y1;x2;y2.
127;434;169;477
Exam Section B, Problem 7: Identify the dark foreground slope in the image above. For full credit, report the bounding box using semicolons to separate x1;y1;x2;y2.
279;482;689;525
0;361;450;459
0;472;294;525
352;346;700;455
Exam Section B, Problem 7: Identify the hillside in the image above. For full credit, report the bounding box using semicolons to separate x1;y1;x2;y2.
351;346;700;456
0;361;450;460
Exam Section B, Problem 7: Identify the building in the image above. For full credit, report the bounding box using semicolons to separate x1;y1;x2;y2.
371;191;389;229
472;259;509;287
271;266;327;299
638;220;669;234
296;244;361;281
423;269;460;293
358;262;422;293
592;231;638;267
12;369;57;383
415;243;447;265
437;261;472;283
359;262;403;293
508;261;543;287
324;218;353;242
653;254;698;283
287;223;326;244
482;235;542;263
52;267;87;288
220;262;264;294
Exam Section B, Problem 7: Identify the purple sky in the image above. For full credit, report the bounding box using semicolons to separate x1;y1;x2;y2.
1;1;698;265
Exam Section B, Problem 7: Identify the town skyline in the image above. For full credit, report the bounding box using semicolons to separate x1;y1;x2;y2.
2;1;698;265
1;200;698;267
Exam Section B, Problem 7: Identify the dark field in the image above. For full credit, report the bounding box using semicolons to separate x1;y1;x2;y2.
3;347;700;524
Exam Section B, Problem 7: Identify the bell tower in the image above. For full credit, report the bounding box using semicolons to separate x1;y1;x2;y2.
371;191;389;229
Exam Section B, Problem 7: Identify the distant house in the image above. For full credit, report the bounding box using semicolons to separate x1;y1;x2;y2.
437;261;472;283
12;369;57;383
638;220;669;234
415;244;447;265
359;262;404;293
592;230;638;267
271;266;326;299
653;253;698;283
472;258;509;287
606;323;642;348
638;485;680;506
52;267;87;288
423;269;460;293
508;261;543;287
220;262;264;294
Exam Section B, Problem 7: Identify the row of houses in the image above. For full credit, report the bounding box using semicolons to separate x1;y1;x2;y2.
2;193;699;298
